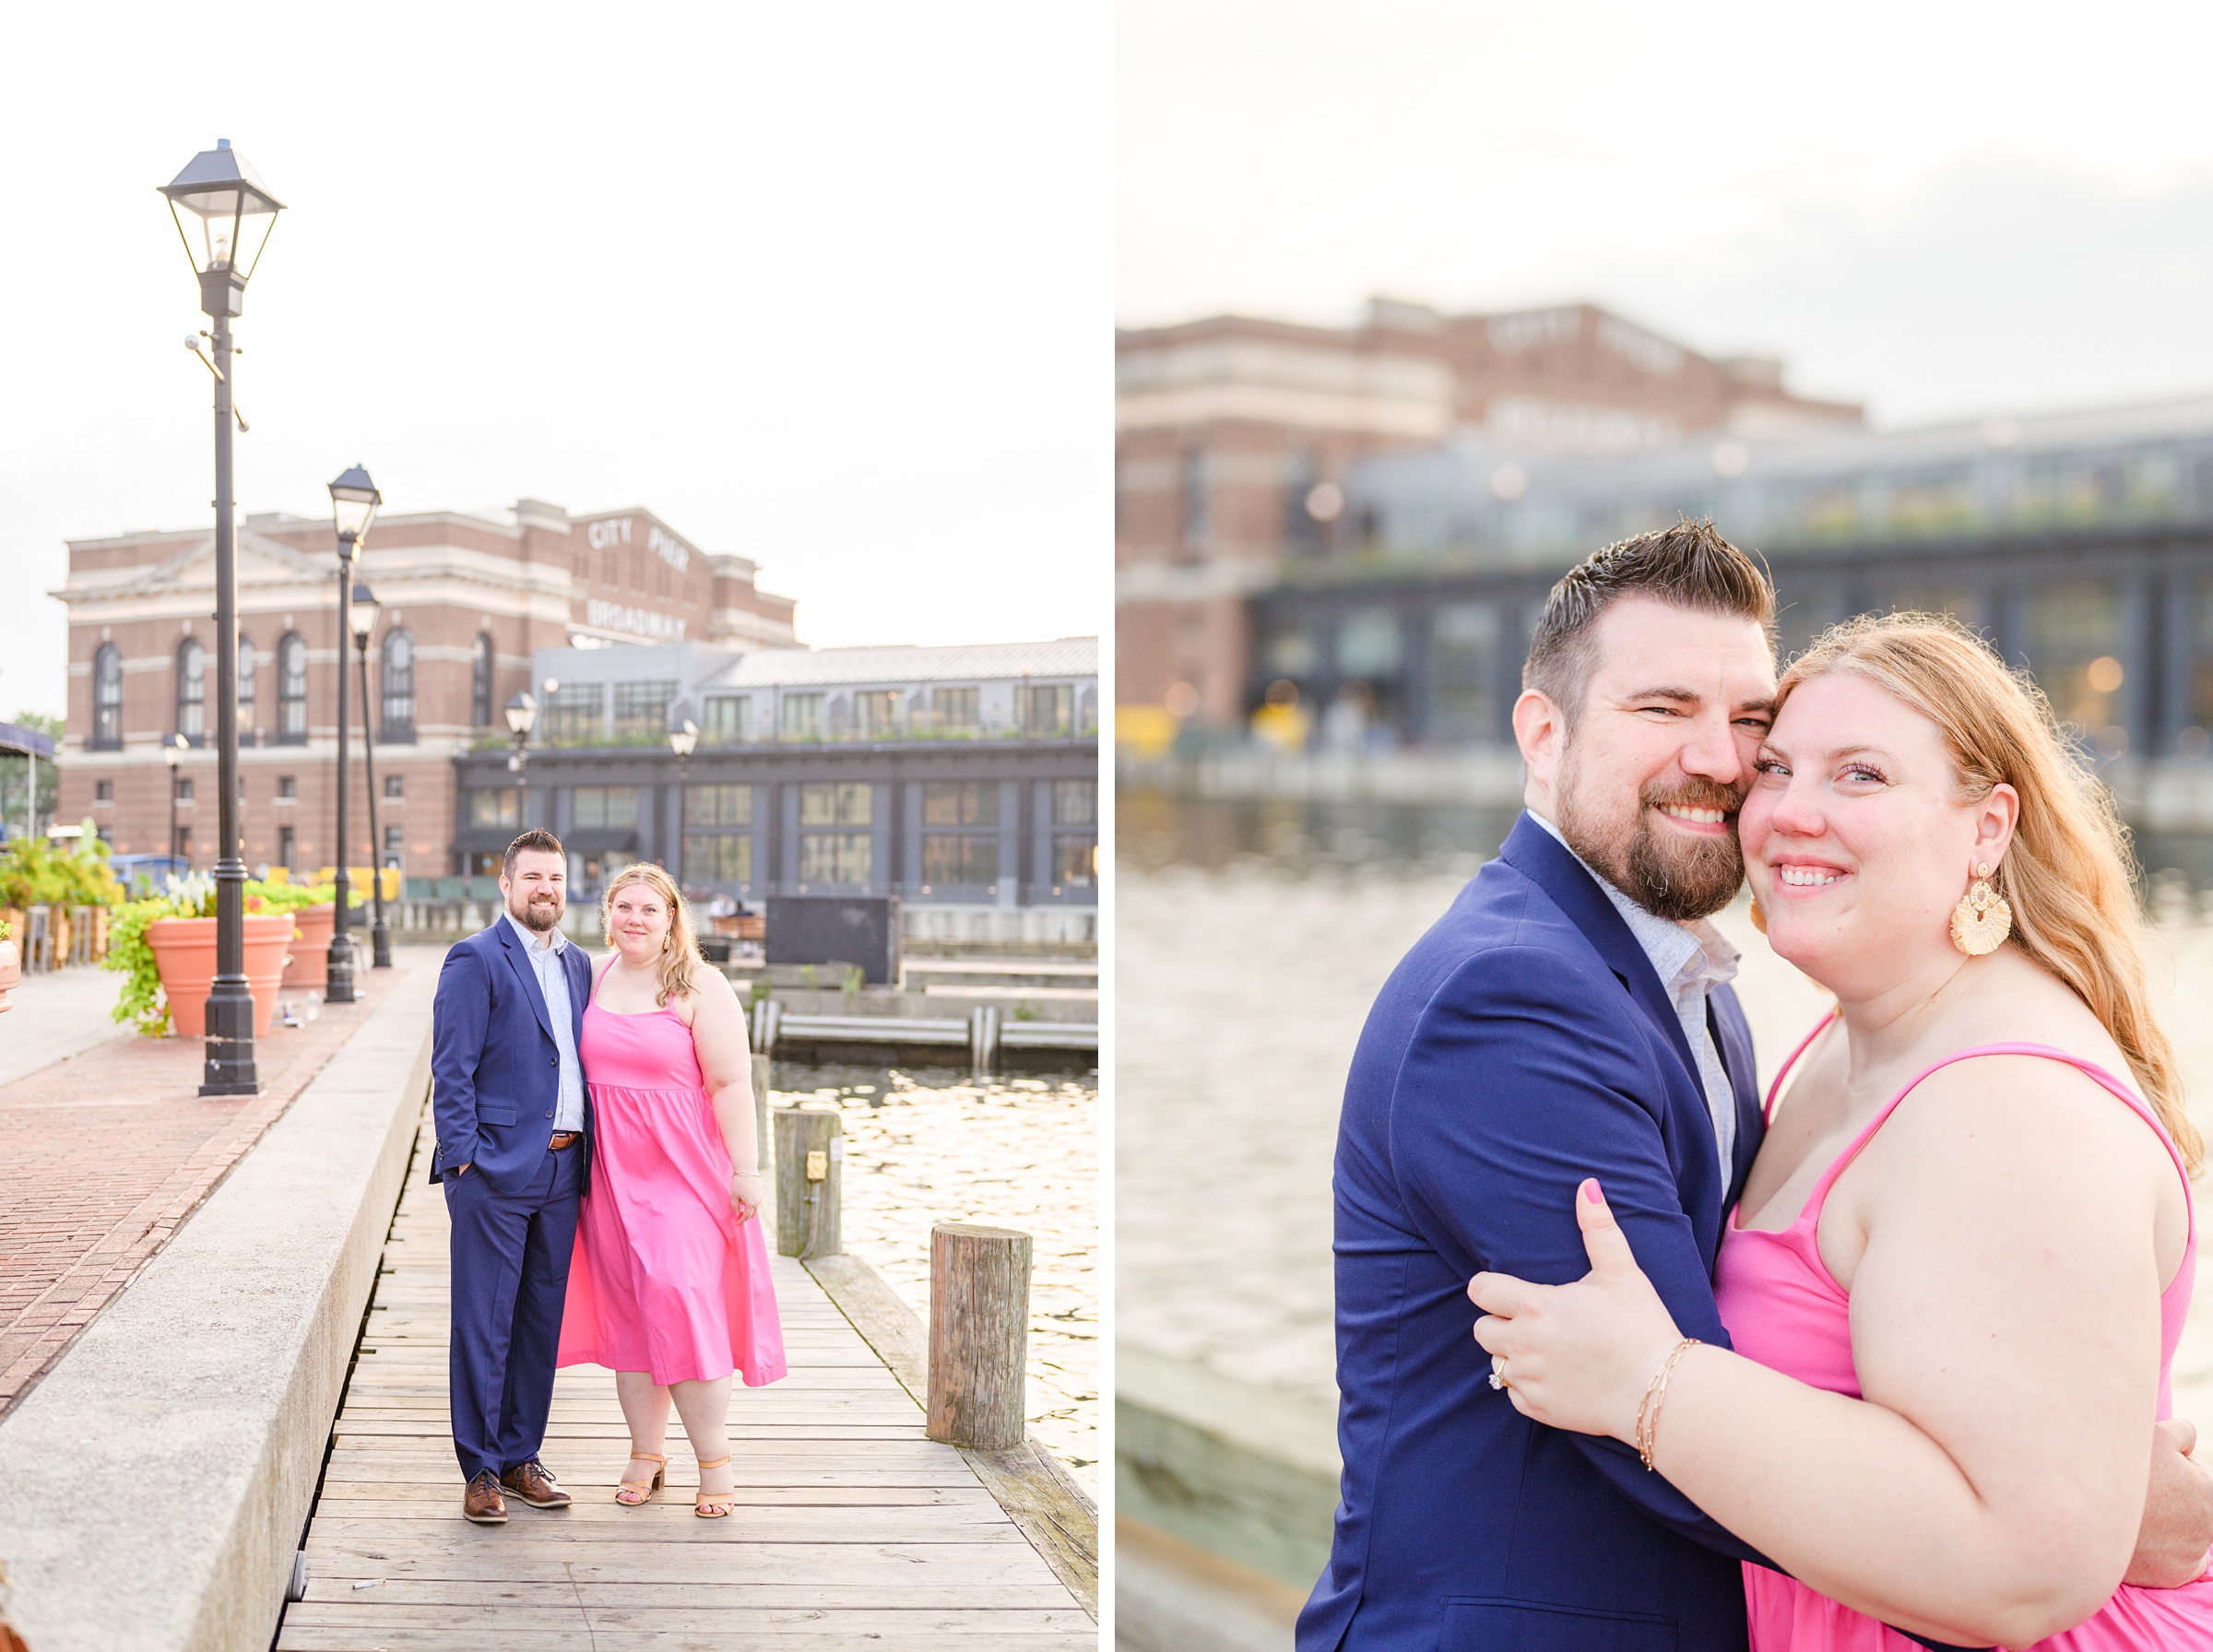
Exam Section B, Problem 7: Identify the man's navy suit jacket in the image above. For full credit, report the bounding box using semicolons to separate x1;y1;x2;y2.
1298;811;1767;1652
428;918;595;1193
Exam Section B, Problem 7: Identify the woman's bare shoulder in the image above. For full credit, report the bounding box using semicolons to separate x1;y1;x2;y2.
675;962;740;1019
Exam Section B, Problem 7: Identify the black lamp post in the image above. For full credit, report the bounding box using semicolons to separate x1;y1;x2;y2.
164;734;188;868
161;139;283;1098
351;580;392;968
326;465;381;1003
505;691;538;830
668;719;698;869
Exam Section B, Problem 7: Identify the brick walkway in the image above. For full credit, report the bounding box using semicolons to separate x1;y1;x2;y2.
0;949;439;1417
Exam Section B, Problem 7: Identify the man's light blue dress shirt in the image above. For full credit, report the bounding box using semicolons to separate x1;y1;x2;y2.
504;910;586;1132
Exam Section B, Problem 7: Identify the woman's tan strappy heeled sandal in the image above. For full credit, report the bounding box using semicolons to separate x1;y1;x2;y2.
615;1452;667;1505
694;1455;734;1518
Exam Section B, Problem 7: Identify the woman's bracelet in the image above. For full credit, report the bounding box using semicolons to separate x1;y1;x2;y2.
1635;1338;1702;1471
731;1167;763;1178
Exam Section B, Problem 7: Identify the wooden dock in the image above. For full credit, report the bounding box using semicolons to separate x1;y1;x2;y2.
277;1111;1095;1650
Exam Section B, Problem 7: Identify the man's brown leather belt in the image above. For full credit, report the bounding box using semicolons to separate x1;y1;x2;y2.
549;1132;580;1150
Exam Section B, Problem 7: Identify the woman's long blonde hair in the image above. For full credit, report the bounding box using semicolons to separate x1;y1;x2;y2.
1777;612;2197;1173
600;862;702;1008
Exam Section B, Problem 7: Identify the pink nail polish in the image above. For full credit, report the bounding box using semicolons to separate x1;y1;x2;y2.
1581;1179;1603;1205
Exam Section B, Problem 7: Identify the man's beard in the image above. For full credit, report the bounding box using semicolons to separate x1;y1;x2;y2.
510;891;562;933
1556;759;1746;923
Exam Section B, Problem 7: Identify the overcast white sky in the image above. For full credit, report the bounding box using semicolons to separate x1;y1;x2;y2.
0;2;1109;723
1120;0;2213;427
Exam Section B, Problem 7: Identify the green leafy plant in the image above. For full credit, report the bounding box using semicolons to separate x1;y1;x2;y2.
253;879;336;913
104;888;201;1034
101;874;318;1035
1011;1002;1041;1021
0;830;125;912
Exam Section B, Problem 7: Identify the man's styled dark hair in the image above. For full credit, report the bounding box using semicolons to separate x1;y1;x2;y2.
1521;517;1775;720
503;828;565;879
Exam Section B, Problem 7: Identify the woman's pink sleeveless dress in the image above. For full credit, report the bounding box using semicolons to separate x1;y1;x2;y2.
557;988;786;1387
1714;1016;2213;1649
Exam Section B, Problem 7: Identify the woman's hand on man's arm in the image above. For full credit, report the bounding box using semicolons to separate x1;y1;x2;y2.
1473;1056;2181;1646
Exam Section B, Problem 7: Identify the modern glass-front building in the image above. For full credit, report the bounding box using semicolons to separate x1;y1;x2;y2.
1251;395;2213;763
449;636;1099;934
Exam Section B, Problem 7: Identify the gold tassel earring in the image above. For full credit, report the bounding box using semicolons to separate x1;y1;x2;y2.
1748;891;1768;934
1949;862;2012;956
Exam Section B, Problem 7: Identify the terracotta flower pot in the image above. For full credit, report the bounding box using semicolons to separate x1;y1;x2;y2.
0;937;18;1014
146;913;296;1038
282;903;338;989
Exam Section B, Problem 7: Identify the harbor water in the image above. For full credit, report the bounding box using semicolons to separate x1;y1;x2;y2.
769;1062;1098;1488
1118;792;2213;1434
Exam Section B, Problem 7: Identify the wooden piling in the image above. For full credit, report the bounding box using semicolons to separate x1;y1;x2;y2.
927;1222;1031;1450
751;1051;772;1174
775;1105;843;1259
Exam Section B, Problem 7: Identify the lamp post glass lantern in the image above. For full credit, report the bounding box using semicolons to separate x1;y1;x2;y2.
325;466;381;1003
165;735;186;868
351;581;391;968
161;141;283;1097
504;691;538;831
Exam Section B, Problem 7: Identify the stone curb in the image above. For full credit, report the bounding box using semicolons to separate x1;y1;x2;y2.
0;962;435;1652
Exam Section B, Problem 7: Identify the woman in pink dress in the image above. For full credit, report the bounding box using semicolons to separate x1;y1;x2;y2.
1468;614;2213;1648
559;862;785;1517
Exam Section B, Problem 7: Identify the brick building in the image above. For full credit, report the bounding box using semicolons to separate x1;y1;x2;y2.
51;499;795;876
1116;297;1862;724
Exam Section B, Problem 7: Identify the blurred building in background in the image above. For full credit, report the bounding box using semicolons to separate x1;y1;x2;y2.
1254;397;2213;773
1116;297;1863;723
1121;301;2213;828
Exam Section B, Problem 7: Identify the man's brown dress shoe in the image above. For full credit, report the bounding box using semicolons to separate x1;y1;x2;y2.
502;1459;572;1509
463;1469;508;1524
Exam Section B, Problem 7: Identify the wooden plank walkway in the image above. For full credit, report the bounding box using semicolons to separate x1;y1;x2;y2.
278;1110;1095;1650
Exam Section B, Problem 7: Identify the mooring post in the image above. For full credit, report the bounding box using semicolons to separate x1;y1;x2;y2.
750;1053;772;1178
774;1106;842;1259
926;1221;1031;1450
967;1003;1001;1073
749;996;783;1056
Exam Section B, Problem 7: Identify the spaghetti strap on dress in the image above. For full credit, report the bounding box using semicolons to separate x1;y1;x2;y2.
557;968;785;1387
1715;1022;2210;1649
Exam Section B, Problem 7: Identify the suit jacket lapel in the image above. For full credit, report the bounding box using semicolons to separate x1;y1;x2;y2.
495;918;557;1045
1498;812;1701;1082
1710;985;1765;1204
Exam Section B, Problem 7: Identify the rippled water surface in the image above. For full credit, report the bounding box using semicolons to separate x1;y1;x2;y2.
1119;792;2213;1435
769;1063;1097;1486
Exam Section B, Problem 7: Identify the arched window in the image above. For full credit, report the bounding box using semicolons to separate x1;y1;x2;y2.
381;628;417;743
176;638;206;743
278;631;308;744
92;643;123;749
472;632;494;727
237;636;256;745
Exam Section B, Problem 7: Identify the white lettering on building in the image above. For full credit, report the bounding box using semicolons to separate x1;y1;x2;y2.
585;514;690;572
586;599;688;642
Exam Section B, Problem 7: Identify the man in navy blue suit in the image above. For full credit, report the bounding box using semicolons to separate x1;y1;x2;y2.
430;827;595;1525
1299;523;2212;1650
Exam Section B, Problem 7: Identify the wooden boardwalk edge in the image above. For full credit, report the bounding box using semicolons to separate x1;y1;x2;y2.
800;1252;1100;1618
